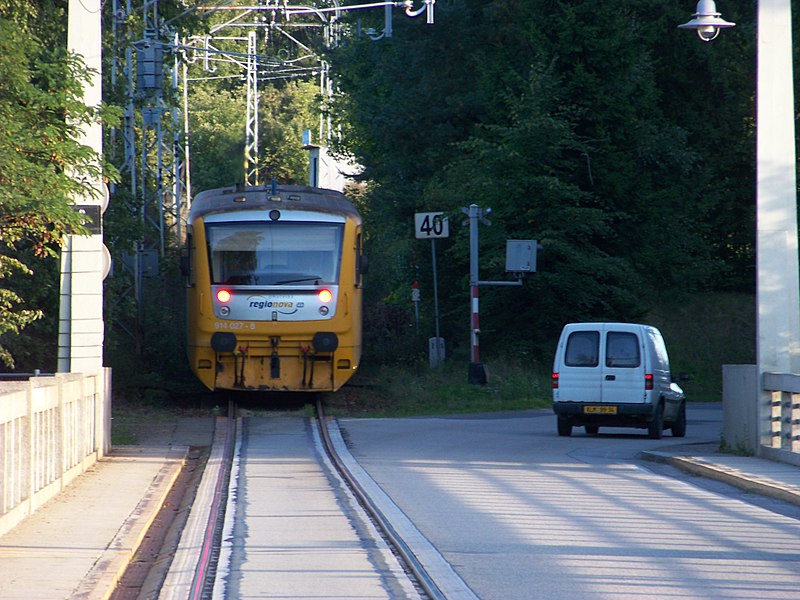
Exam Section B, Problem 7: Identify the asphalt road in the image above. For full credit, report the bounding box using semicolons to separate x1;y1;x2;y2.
339;404;800;599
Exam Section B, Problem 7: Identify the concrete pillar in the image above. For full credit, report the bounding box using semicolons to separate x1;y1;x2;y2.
59;0;105;373
756;0;800;448
722;365;759;453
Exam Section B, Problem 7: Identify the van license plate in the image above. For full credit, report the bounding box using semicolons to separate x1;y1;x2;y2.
584;405;617;415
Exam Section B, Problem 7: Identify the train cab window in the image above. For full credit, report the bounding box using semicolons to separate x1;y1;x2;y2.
205;222;344;286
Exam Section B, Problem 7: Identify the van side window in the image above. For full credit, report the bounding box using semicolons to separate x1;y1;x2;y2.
565;331;599;367
606;332;640;368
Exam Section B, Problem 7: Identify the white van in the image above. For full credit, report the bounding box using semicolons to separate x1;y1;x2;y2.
552;322;686;439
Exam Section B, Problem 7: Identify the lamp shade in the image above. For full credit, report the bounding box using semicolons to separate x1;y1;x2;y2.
678;0;735;41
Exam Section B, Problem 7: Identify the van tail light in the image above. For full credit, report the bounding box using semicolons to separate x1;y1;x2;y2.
645;373;654;390
552;373;559;389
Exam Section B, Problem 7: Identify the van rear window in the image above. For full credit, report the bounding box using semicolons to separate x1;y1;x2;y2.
606;332;641;368
565;331;599;367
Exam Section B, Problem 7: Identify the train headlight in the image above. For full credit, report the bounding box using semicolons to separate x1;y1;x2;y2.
217;289;232;303
318;289;332;303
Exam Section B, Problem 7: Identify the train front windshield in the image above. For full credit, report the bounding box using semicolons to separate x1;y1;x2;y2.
206;222;344;286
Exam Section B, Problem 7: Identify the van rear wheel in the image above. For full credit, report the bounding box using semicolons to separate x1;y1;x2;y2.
671;402;687;438
557;417;572;437
648;404;664;439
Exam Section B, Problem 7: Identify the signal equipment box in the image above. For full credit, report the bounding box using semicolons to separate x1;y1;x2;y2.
505;240;537;274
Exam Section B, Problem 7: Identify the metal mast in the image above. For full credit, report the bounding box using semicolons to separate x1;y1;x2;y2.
244;30;260;186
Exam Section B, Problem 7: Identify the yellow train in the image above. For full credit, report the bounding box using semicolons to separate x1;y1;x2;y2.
185;184;366;392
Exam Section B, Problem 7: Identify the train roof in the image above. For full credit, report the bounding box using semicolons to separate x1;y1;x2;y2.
188;184;361;223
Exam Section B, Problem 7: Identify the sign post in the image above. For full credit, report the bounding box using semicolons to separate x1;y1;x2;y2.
414;212;448;367
411;279;420;332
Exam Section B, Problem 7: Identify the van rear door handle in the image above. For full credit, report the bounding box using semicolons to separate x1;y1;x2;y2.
605;375;616;381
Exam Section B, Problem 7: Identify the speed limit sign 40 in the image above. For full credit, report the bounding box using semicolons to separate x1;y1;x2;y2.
415;212;450;239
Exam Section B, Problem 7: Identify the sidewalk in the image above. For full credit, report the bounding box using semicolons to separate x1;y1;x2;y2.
0;417;215;600
641;446;800;507
0;446;185;600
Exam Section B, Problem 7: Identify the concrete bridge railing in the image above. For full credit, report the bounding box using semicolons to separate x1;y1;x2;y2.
723;365;800;466
0;370;111;537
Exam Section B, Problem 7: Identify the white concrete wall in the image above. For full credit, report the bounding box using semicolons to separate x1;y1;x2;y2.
722;365;759;453
0;370;110;537
306;146;360;193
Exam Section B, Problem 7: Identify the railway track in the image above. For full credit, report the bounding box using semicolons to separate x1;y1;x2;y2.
139;398;474;600
314;397;444;600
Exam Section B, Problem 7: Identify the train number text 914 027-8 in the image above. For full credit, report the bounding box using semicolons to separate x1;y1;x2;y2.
214;321;255;330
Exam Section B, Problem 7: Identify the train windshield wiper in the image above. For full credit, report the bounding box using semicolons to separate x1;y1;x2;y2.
274;276;322;285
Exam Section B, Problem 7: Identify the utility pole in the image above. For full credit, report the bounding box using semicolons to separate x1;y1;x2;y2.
467;204;487;384
464;205;534;385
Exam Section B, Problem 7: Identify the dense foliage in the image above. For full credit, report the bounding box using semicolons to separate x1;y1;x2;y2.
328;0;759;359
0;0;116;368
0;0;771;376
187;80;320;191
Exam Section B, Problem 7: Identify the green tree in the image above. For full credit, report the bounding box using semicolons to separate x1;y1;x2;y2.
188;77;320;191
187;84;247;191
0;2;115;368
328;0;757;359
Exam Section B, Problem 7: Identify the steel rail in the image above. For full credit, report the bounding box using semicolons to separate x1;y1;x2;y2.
314;397;445;600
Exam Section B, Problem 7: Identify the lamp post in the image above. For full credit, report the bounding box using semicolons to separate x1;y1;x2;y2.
680;1;800;452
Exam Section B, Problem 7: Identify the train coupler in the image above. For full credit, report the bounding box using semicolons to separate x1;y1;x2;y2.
300;345;313;387
270;337;280;379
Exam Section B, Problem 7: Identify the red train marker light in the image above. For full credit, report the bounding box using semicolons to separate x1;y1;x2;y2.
217;289;232;303
318;288;332;303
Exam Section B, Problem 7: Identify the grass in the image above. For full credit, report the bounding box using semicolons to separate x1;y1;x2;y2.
324;293;756;418
645;292;755;402
322;357;553;418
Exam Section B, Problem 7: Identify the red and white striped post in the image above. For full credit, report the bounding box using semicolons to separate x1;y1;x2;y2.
471;284;480;363
467;204;488;384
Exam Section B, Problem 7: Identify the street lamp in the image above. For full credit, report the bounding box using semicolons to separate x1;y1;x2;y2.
678;0;735;41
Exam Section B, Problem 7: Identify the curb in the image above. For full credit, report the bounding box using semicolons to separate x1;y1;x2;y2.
640;451;800;508
72;446;188;600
